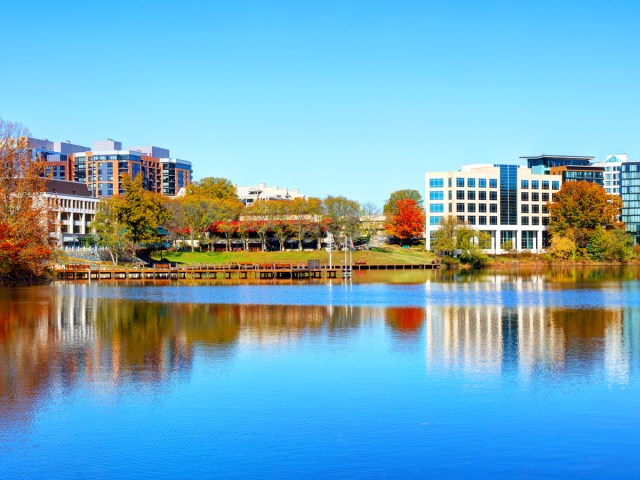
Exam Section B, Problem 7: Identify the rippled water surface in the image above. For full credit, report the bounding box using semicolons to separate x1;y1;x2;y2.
1;269;640;478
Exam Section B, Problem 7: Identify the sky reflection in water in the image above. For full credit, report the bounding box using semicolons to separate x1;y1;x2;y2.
1;270;639;478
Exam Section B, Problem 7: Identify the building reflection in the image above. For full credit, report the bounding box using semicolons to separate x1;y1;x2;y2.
426;304;637;384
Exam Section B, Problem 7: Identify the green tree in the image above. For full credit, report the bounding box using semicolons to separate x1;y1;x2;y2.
92;197;129;265
323;196;361;244
359;202;382;248
383;189;423;216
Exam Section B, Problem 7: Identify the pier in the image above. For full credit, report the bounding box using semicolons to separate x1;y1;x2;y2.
54;262;439;281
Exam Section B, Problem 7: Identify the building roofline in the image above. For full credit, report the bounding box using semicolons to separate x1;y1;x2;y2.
519;154;595;160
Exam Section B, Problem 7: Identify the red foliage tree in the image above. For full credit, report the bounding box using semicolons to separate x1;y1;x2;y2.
386;199;425;244
0;119;52;282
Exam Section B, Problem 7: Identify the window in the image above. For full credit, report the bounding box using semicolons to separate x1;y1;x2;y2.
479;216;487;225
449;204;453;212
542;217;549;226
542;181;549;189
479;203;487;213
552;181;560;190
490;179;498;188
479;191;486;201
429;191;444;201
542;193;549;202
532;204;539;214
468;216;476;225
532;180;540;189
456;203;465;212
448;178;452;187
430;204;444;213
468;178;476;188
532;217;540;225
542;205;548;214
468;191;476;200
456;177;464;187
479;178;487;188
456;190;465;200
521;180;529;189
521;216;529;225
521;204;529;213
468;204;476;213
448;191;452;200
490;204;498;213
457;216;465;223
429;178;444;188
521;192;529;201
490;191;497;201
429;216;442;225
490;216;498;225
532;193;539;202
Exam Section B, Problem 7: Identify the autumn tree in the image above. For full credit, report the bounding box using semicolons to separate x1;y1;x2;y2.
383;189;423;216
186;177;238;201
547;180;633;260
385;199;425;245
289;197;322;251
548;180;624;248
430;216;488;267
0;119;52;282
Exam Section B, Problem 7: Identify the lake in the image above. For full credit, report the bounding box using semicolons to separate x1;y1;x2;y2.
1;269;639;478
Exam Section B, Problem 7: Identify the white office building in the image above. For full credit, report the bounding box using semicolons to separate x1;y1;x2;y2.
236;183;305;206
592;154;626;196
425;164;562;253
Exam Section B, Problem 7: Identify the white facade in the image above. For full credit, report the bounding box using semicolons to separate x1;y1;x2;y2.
592;154;626;196
44;181;99;247
426;165;562;253
236;183;305;206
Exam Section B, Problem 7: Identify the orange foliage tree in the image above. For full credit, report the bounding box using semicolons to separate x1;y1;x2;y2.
0;119;52;282
548;180;624;249
385;198;425;245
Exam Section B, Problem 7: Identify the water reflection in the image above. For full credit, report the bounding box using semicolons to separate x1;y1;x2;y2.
426;305;640;385
1;283;640;431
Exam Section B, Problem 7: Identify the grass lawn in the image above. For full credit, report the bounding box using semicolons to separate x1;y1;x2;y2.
153;245;436;265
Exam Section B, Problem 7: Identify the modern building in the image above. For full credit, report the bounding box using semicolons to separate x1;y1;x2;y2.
28;138;90;181
425;164;562;253
44;179;99;248
592;154;626;196
548;165;604;186
70;140;192;198
521;154;594;175
236;183;305;206
620;161;640;244
161;158;192;196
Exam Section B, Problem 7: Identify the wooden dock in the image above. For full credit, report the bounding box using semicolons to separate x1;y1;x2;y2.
55;262;439;281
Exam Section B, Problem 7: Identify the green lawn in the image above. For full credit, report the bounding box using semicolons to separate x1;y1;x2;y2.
153;246;435;265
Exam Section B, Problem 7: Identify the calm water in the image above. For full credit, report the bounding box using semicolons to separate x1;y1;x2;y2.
1;269;640;478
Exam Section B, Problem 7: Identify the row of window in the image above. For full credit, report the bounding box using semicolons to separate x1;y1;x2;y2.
520;180;559;190
429;178;500;189
454;190;497;201
521;192;552;202
521;204;549;214
455;203;498;213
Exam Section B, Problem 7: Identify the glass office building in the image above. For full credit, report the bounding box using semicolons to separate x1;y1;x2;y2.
621;162;640;243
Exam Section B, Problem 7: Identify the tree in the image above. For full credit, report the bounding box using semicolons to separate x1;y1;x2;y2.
359;202;382;248
383;189;423;216
547;236;576;260
289;197;322;251
323;196;361;245
118;175;172;247
93;197;129;265
431;216;486;266
181;196;216;251
385;199;425;245
548;181;623;248
430;216;458;257
0;119;52;282
186;177;238;201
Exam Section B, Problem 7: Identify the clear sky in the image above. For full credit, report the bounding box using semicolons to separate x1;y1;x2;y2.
2;0;639;206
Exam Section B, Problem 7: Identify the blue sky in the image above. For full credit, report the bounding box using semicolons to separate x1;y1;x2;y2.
2;0;639;206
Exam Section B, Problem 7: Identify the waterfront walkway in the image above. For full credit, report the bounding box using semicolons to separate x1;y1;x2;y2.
54;262;439;281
